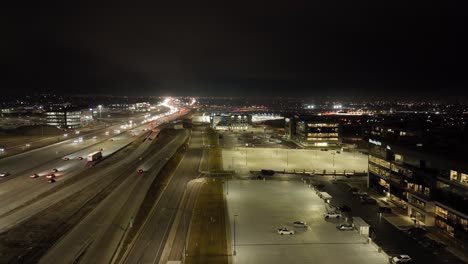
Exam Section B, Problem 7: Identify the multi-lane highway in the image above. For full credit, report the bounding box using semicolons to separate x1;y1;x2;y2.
120;127;204;264
39;129;190;264
0;108;187;232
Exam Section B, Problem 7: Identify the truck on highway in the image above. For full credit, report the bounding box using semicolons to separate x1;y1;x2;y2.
87;151;102;162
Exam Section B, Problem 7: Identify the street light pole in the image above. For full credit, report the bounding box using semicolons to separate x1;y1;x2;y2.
233;214;238;256
245;148;247;166
226;175;229;195
98;105;102;121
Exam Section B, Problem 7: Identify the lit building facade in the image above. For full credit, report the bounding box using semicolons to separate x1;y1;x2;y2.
286;116;340;147
210;113;251;130
368;134;468;244
45;110;82;129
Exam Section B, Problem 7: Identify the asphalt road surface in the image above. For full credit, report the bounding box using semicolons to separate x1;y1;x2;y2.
121;127;204;264
316;178;465;264
0;110;185;232
40;130;190;264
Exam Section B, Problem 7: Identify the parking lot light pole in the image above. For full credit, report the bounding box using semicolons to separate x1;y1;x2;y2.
234;214;238;256
226;175;229;195
98;105;102;121
245;149;247;166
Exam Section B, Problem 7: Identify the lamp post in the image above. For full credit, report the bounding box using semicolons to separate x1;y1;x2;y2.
233;214;238;256
98;105;102;121
245;148;247;166
226;175;229;195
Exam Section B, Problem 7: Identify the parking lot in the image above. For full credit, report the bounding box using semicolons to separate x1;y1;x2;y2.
222;147;368;174
226;179;389;264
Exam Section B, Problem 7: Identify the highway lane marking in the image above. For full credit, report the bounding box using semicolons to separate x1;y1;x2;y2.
118;130;190;264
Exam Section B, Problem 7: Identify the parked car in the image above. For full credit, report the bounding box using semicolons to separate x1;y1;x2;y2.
46;174;56;179
51;168;59;173
404;227;427;237
353;190;368;196
0;172;10;177
378;206;392;213
337;205;352;212
293;221;308;228
277;228;294;235
336;223;354;231
138;169;144;174
62;157;70;161
324;211;342;218
391;255;412;263
29;173;39;178
77;156;83;160
47;179;56;184
361;197;377;205
314;183;325;190
349;187;359;193
261;169;275;176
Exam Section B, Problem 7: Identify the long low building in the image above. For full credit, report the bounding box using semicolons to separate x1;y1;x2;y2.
367;123;468;245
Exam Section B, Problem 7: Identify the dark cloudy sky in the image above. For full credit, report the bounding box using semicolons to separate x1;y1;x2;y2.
4;1;467;97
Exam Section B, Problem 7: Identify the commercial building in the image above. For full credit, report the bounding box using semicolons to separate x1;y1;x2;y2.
45;109;82;129
367;117;468;244
286;115;340;147
210;113;251;130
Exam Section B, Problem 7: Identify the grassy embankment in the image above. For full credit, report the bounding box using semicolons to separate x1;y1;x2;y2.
185;179;228;264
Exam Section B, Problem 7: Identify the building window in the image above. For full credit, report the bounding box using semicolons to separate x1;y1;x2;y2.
413;210;426;222
436;206;448;220
395;154;403;163
461;173;468;186
411;196;426;209
435;218;455;237
450;170;458;182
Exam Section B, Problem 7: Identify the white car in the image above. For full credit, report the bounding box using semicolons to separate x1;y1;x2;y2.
277;228;295;235
293;221;308;228
0;172;10;177
324;211;342;218
391;255;412;263
336;223;354;231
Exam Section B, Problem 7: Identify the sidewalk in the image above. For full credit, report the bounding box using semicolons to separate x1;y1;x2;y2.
346;183;468;263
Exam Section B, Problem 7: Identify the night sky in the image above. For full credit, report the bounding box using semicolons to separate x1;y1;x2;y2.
4;1;467;97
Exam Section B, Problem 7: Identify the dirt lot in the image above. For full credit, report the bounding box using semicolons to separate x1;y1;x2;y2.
185;179;228;264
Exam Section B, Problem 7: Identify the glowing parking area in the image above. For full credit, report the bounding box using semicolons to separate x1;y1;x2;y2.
222;148;368;174
226;179;389;264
